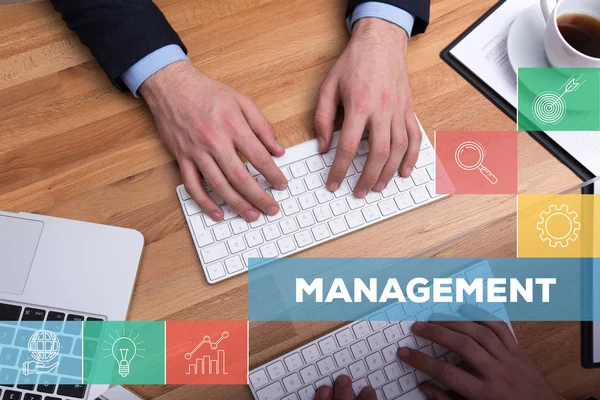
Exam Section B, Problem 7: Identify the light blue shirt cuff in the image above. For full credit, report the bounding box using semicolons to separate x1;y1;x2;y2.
121;44;190;98
347;1;415;38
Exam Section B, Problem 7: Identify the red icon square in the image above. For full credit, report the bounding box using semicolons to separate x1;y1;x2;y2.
166;321;248;384
435;131;518;194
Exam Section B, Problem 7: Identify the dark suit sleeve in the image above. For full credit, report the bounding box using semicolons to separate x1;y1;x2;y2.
347;0;431;36
51;0;187;91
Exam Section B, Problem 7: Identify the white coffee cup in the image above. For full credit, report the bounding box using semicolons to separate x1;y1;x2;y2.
540;0;600;67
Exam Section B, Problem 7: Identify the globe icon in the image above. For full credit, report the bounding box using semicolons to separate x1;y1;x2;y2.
28;330;60;362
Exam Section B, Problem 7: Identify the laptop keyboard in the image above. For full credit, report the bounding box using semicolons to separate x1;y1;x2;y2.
178;128;446;284
0;301;105;400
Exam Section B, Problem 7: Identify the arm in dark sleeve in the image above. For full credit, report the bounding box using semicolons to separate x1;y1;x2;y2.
51;0;187;91
347;0;431;36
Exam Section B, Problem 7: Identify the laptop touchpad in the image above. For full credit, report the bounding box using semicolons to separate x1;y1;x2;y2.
0;215;44;295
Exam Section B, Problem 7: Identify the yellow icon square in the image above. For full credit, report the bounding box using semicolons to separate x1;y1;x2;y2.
517;194;596;258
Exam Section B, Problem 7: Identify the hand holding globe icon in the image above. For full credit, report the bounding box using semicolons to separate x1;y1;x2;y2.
22;330;61;376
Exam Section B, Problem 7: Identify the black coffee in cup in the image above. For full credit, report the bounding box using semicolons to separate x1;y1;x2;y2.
557;13;600;58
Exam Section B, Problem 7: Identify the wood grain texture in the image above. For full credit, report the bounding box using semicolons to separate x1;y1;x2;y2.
1;0;598;398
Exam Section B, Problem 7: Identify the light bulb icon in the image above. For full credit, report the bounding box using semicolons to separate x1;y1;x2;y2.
112;337;136;377
103;329;145;379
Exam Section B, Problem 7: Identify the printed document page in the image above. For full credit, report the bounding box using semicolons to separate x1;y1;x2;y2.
448;0;600;175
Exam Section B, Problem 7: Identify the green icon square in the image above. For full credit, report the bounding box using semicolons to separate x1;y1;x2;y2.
518;68;600;132
83;321;165;385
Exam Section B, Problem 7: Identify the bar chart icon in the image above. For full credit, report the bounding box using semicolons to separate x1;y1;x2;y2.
184;331;229;375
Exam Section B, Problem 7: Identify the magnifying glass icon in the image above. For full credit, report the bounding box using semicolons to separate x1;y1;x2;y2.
454;141;498;185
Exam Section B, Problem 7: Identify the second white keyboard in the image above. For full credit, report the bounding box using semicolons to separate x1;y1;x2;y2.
177;126;445;284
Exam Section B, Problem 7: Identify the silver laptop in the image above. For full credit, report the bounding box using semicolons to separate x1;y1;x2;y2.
0;211;144;400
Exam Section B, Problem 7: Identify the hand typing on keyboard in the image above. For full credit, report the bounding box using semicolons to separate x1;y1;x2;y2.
315;317;565;400
315;18;421;198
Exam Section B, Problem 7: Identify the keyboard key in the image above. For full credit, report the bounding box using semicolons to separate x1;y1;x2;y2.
282;372;302;392
280;219;299;235
298;193;317;210
362;206;381;222
328;218;347;235
311;224;331;241
242;249;261;267
266;360;286;380
352;155;367;173
262;225;281;241
2;391;21;400
333;348;352;366
411;169;429;186
245;231;264;247
381;183;399;198
230;218;249;234
399;372;418;391
410;187;430;204
213;224;232;241
348;360;367;379
352;321;371;339
289;180;306;196
305;174;323;191
260;243;279;258
302;155;324;172
317;356;336;375
299;364;318;383
315;188;333;204
0;305;21;321
272;188;290;202
416;149;435;168
179;186;191;200
225;256;244;274
378;199;397;216
394;177;414;192
247;163;261;177
383;325;402;343
227;236;246;258
203;212;219;227
37;374;57;393
249;369;268;389
335;329;354;346
290;162;309;178
57;380;87;398
365;191;381;204
206;263;226;281
300;344;320;363
21;308;45;322
346;196;365;210
314;376;332;389
282;199;300;216
266;209;283;222
426;182;440;198
350;340;369;359
313;206;332;222
222;205;238;220
0;326;15;345
415;369;432;383
365;352;384;371
398;336;417;350
249;214;267;228
384;361;403;380
200;243;229;263
256;175;271;189
367;369;386;388
65;315;84;334
383;380;401;399
0;348;18;367
283;353;303;371
184;199;201;216
294;231;313;248
277;237;296;254
322;150;336;166
367;332;386;350
297;212;315;229
345;212;365;229
332;367;350;382
394;193;414;210
281;167;292;181
298;385;315;400
333;181;351;198
190;215;214;247
330;199;348;216
256;381;284;400
318;336;338;355
352;377;369;396
22;393;41;400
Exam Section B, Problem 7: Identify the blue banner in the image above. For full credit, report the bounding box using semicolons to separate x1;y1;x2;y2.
247;258;599;322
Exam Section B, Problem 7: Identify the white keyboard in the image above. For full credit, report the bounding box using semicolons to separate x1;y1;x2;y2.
248;262;513;400
177;126;445;284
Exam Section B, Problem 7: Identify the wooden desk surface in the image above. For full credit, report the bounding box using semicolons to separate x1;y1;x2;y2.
1;0;599;398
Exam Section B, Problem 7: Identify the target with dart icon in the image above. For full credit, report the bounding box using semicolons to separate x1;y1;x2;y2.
531;75;584;125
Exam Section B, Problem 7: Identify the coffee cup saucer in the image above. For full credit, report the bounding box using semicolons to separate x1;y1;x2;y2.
507;4;551;73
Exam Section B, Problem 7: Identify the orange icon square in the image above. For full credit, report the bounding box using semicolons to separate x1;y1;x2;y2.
166;321;248;384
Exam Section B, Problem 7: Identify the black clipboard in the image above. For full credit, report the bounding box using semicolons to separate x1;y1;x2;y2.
439;0;595;182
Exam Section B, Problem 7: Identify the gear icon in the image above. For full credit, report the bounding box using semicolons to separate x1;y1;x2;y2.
537;204;580;248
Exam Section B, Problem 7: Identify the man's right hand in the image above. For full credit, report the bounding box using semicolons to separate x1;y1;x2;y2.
140;60;288;222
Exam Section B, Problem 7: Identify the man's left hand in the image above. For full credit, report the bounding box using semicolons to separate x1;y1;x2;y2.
315;18;421;198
